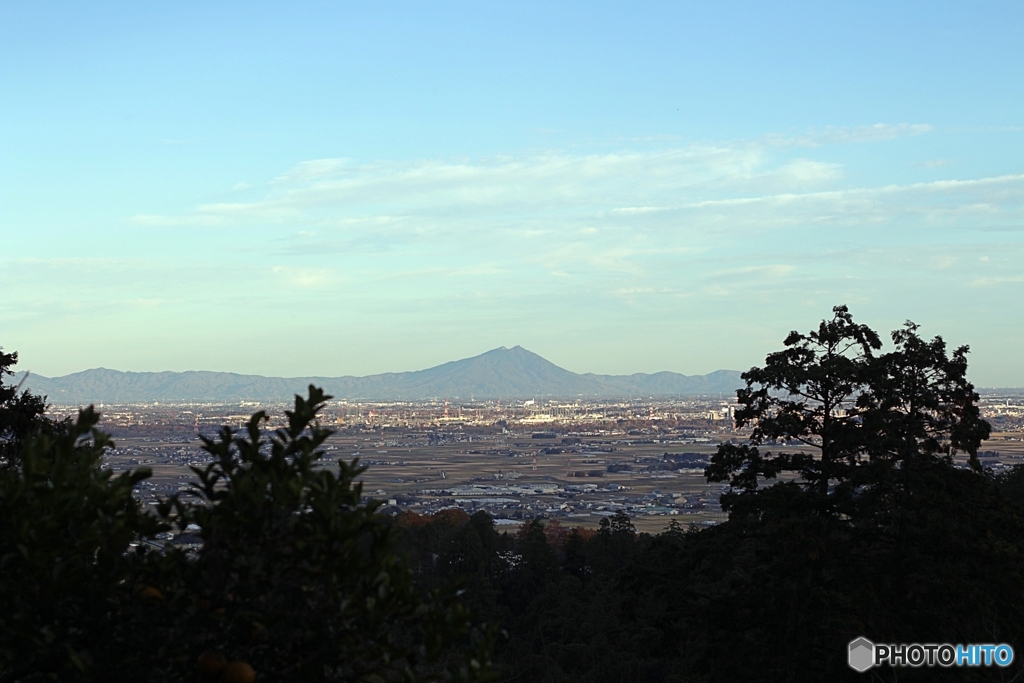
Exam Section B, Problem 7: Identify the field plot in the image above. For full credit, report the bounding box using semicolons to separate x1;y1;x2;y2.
318;431;730;533
86;395;1024;535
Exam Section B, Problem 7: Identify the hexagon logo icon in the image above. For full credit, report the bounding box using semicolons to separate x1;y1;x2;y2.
848;637;875;672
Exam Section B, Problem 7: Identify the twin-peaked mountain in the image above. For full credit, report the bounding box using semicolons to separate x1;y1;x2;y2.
19;346;743;404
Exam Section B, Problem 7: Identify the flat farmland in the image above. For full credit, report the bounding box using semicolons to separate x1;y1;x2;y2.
102;428;733;534
323;431;730;533
88;397;1024;535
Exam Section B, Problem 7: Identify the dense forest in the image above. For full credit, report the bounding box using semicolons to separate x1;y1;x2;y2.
3;308;1024;682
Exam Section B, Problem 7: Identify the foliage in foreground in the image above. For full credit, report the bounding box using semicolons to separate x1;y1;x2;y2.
394;474;1024;683
0;406;160;681
0;349;60;472
0;375;492;683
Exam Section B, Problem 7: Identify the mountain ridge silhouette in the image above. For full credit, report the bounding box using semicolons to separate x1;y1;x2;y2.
17;346;743;403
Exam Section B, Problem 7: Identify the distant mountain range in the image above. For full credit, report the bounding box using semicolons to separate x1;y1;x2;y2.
16;346;744;404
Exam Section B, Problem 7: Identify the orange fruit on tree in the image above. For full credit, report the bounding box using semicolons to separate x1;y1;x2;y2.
197;651;227;677
138;586;164;600
222;661;256;683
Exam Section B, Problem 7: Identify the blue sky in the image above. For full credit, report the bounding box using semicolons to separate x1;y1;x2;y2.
2;1;1023;386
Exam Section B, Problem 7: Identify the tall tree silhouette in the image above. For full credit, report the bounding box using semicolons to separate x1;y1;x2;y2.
706;306;989;516
0;349;57;471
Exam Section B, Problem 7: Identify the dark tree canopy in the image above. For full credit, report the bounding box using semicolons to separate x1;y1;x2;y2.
706;306;990;515
0;406;160;682
0;349;56;471
861;321;991;473
0;382;492;683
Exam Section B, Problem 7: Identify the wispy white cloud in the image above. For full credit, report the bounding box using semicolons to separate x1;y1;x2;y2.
718;264;797;278
374;263;509;281
122;129;1024;297
970;274;1024;287
132;139;1022;249
766;123;934;147
270;266;341;289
